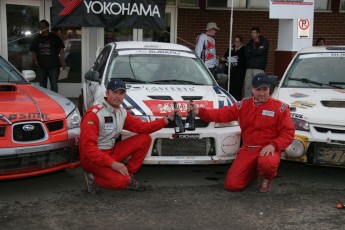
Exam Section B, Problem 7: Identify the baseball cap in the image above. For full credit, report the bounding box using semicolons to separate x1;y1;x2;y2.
205;22;220;31
252;73;270;88
107;78;126;92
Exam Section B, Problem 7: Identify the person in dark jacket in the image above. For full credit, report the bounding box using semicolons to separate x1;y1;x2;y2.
224;35;246;101
243;27;269;98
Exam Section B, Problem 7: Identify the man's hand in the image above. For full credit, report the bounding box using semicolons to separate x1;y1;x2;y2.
111;161;129;176
187;102;199;116
164;108;180;124
260;144;275;156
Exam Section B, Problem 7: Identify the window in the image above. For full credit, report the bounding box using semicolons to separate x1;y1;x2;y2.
314;0;329;10
340;0;345;11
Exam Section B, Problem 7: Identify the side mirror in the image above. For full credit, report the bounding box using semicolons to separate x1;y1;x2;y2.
85;70;100;83
268;75;279;87
22;70;36;82
215;73;228;90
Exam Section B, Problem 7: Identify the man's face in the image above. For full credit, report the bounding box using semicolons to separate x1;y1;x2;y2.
252;86;270;102
38;23;49;33
234;38;242;48
105;89;126;108
207;28;217;36
251;30;259;40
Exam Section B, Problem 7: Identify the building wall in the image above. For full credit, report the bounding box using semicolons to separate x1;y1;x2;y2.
177;8;345;76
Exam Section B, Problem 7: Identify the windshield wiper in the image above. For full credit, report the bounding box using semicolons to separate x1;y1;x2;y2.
151;79;203;85
329;81;345;85
289;78;343;89
118;77;147;83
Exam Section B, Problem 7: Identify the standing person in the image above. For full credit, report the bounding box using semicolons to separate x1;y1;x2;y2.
79;78;178;194
187;73;295;193
243;27;269;98
195;22;220;77
30;20;66;93
224;35;246;101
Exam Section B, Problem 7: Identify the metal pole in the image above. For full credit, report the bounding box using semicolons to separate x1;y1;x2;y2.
227;0;234;93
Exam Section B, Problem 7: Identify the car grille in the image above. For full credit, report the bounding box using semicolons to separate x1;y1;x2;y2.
307;142;345;167
12;122;46;142
0;148;77;176
152;138;215;156
46;120;64;132
321;101;345;108
314;126;345;134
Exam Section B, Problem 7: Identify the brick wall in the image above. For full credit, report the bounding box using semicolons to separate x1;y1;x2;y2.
177;9;345;75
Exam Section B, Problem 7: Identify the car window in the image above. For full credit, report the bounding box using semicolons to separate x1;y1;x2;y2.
92;46;112;78
0;56;26;83
282;53;345;88
104;52;215;86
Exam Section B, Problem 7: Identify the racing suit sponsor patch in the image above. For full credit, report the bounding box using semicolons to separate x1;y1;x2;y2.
104;116;114;130
280;103;288;112
262;110;275;117
87;121;94;125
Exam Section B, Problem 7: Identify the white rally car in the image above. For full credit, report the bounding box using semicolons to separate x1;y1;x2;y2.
80;41;241;164
272;46;345;167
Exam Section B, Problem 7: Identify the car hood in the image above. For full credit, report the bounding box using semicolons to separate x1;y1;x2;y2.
275;88;345;125
0;84;75;124
120;84;235;117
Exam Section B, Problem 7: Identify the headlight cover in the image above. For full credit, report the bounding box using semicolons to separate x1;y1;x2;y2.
67;108;81;129
215;121;239;128
292;118;309;131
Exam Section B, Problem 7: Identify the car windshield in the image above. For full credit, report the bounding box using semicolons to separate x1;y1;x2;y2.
282;52;345;89
105;51;216;86
0;56;26;83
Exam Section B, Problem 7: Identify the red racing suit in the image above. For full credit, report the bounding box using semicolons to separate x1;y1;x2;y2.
79;98;167;190
198;97;295;191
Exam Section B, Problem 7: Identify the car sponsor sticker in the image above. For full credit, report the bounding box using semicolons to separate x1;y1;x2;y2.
291;101;316;109
290;92;309;98
143;100;214;116
173;133;201;139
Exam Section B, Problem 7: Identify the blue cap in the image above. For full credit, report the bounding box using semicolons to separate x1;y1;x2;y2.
107;78;126;92
252;73;270;88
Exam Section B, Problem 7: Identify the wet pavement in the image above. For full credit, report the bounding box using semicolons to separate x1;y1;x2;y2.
1;161;345;230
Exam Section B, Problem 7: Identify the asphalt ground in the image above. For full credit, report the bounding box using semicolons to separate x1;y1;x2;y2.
1;161;345;230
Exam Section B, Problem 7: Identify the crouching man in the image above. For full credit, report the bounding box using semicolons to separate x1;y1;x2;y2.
188;73;295;192
79;78;177;193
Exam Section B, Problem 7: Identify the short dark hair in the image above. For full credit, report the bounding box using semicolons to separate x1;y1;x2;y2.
235;35;244;43
38;20;49;27
251;27;260;34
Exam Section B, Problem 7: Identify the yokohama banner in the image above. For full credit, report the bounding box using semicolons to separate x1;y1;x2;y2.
52;0;166;30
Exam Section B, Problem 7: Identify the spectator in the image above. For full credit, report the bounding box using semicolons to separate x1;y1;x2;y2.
195;22;220;77
30;20;66;93
243;27;269;98
315;37;325;46
187;73;295;193
79;78;178;194
224;35;246;100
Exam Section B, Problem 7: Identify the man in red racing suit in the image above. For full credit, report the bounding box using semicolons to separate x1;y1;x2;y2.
188;73;295;192
79;78;177;193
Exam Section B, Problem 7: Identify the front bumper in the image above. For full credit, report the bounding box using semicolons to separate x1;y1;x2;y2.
0;129;80;180
283;124;345;167
122;125;241;165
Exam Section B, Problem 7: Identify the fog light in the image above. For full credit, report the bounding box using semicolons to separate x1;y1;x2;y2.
285;139;305;158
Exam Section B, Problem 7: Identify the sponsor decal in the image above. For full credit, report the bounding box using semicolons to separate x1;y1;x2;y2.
271;0;313;5
6;113;50;121
262;110;275;117
291;113;303;119
52;0;166;30
173;134;200;139
87;121;94;125
291;101;316;109
334;89;345;94
290;92;309;98
280;103;289;112
145;86;195;93
221;136;238;154
143;100;213;116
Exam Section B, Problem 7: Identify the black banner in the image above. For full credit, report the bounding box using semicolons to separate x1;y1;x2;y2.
52;0;166;30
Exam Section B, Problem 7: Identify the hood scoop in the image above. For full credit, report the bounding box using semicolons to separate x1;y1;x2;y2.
321;101;345;108
148;95;173;100
0;84;17;92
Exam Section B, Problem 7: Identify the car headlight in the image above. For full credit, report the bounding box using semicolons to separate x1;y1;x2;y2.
292;118;309;131
67;108;81;129
137;116;151;122
215;121;239;128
